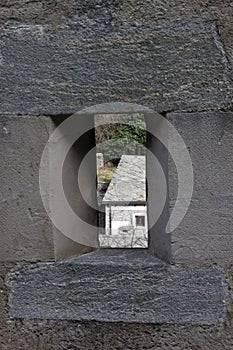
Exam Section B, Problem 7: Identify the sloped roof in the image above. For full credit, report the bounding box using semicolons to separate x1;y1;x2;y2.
102;155;146;204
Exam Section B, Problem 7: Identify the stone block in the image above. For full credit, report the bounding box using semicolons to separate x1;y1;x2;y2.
0;21;230;115
111;1;233;83
168;111;233;266
6;250;227;324
0;115;96;261
0;115;54;261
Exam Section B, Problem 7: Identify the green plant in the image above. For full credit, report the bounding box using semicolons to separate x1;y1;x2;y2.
95;114;146;161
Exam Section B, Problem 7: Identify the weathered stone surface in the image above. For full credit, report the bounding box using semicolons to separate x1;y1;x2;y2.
7;250;227;324
0;1;232;85
103;155;146;203
0;115;54;261
168;111;233;266
0;2;232;348
0;262;231;349
0;0;73;25
0;21;230;115
110;1;233;83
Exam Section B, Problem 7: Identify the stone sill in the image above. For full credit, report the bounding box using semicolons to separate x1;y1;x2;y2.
6;249;227;325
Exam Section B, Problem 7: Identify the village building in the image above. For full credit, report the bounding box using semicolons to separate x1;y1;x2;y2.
100;155;148;248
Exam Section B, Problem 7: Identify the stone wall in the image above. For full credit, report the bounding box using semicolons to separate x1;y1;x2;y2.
168;111;233;267
0;1;233;349
100;205;148;247
0;115;54;261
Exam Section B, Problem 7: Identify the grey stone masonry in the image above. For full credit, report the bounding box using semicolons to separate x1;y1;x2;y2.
7;250;228;325
168;111;233;266
0;115;54;261
0;20;231;115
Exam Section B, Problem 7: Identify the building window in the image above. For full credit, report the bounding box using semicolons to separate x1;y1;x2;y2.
135;215;145;227
47;103;171;262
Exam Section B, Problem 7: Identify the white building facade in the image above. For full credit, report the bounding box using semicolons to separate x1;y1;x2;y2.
100;155;148;248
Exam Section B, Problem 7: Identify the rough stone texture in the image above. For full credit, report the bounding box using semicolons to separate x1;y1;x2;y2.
168;111;233;266
7;250;227;324
0;261;231;349
0;1;233;348
103;155;146;203
0;0;73;25
0;21;230;115
0;1;232;83
0;115;54;261
110;0;233;84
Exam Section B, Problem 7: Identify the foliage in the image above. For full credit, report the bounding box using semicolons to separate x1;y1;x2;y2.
95;114;146;162
97;165;116;182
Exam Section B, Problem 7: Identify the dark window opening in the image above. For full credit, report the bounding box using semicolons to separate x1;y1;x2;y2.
135;215;145;227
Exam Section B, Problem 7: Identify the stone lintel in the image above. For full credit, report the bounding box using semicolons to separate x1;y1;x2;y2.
0;21;231;115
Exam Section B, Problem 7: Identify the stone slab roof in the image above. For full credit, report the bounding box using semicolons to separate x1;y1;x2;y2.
102;155;146;204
